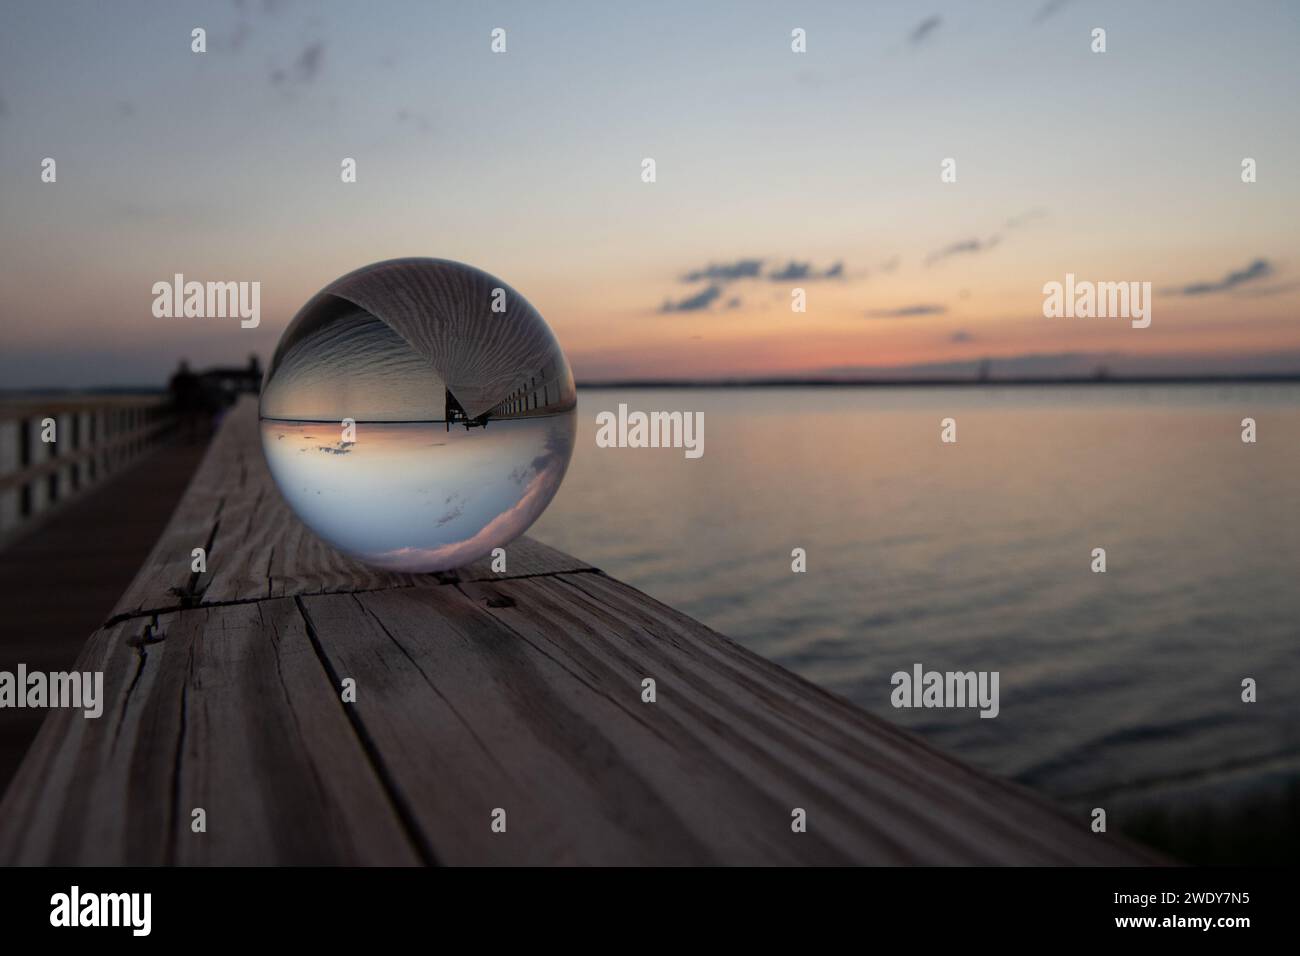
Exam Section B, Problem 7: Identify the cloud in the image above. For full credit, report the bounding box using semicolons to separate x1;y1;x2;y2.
1004;207;1048;230
296;42;324;80
272;40;324;85
661;284;724;313
397;108;433;132
921;211;1045;267
767;260;844;282
681;259;764;283
908;16;942;46
925;236;1000;266
1032;0;1074;23
1233;279;1300;298
435;503;464;526
1170;259;1275;296
365;421;573;571
677;257;848;285
663;256;850;311
949;330;975;343
865;304;948;319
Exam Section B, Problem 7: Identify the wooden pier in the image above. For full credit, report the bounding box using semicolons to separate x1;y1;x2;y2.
0;397;1161;865
0;395;175;543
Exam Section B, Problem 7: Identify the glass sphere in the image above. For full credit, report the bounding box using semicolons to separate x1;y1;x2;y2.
259;258;576;572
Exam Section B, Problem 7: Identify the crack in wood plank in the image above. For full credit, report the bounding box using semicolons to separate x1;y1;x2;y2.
165;653;191;865
455;581;683;753
294;596;440;866
351;593;515;782
101;566;608;629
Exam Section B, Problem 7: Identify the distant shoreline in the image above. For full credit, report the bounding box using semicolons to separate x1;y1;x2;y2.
5;374;1300;399
576;374;1300;389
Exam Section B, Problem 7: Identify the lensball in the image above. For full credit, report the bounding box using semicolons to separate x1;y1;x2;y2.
259;258;576;572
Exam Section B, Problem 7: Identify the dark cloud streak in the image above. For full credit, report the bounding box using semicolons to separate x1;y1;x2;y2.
1170;259;1275;296
1033;0;1074;24
908;16;942;46
661;285;724;313
664;256;850;312
925;236;1000;266
865;304;948;319
767;260;844;282
272;40;324;86
681;259;764;283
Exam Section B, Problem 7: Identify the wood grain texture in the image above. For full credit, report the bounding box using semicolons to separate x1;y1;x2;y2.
0;602;418;865
1;395;1163;865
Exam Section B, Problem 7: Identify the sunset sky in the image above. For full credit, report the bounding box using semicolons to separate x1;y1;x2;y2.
1;0;1298;387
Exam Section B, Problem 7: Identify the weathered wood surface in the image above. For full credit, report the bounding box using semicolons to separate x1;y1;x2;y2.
0;397;1162;865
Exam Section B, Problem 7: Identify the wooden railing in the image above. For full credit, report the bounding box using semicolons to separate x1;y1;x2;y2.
0;395;174;540
0;396;1164;865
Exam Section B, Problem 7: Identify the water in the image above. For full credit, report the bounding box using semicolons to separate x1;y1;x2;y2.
530;385;1300;855
262;416;575;571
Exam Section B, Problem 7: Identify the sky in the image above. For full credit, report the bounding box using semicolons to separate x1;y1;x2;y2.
1;0;1298;387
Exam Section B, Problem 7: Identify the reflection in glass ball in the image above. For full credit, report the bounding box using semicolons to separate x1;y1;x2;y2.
259;258;577;572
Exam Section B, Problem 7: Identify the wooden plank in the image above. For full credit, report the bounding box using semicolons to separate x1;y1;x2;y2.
108;396;592;621
8;570;1158;864
517;573;1162;864
295;580;1159;865
0;600;420;865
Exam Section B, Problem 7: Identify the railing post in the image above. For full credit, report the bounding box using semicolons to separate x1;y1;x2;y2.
0;418;16;536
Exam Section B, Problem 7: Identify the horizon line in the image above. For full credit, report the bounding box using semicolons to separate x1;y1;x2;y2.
8;372;1300;398
573;372;1300;388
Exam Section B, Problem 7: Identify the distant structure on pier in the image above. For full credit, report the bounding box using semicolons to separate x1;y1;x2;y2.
197;354;262;404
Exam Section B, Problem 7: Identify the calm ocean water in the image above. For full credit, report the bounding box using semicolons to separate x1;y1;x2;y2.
531;385;1300;849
